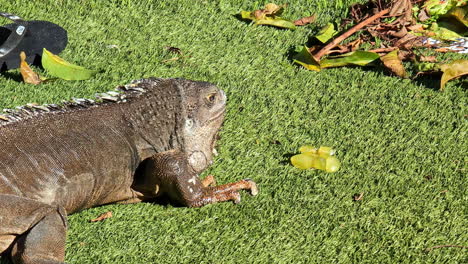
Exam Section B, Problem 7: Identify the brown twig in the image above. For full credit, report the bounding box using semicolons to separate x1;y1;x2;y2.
313;8;389;61
425;245;468;252
369;47;399;53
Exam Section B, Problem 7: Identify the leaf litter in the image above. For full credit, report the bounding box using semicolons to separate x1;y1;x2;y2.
269;0;467;90
90;211;113;222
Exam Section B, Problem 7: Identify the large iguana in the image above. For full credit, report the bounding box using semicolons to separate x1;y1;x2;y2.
0;78;258;264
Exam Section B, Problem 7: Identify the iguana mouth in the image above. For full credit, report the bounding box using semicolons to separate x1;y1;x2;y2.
210;108;225;122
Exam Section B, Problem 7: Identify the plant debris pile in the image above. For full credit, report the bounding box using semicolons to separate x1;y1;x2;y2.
241;0;467;90
293;0;467;90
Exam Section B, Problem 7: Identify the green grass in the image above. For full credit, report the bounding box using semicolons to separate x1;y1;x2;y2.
1;0;467;263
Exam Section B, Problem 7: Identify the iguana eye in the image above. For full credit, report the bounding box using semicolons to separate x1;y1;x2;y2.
206;93;216;103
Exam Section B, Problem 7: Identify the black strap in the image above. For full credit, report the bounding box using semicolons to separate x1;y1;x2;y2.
0;12;28;58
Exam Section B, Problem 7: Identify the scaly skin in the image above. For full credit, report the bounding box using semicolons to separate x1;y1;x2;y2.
0;78;258;264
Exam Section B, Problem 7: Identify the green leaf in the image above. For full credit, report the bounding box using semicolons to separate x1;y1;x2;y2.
293;46;320;71
255;18;296;29
444;6;468;27
240;11;253;20
428;22;463;40
41;48;98;80
315;23;336;43
423;0;458;16
320;51;380;68
440;59;468;90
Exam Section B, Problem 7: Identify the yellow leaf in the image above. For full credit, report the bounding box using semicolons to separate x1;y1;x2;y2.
380;49;407;78
293;46;321;71
440;59;468;91
20;51;42;85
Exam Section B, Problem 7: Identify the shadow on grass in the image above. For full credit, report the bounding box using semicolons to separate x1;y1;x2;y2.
412;73;443;91
280;152;295;166
232;14;250;25
0;71;22;82
286;45;299;62
232;14;296;31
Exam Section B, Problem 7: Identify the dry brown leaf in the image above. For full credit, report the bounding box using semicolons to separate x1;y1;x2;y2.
20;52;42;85
419;55;437;63
434;47;451;53
398;49;415;61
325;45;351;55
391;26;408;38
348;37;364;51
394;34;424;49
253;3;285;19
353;192;364;201
440;59;468;90
380;49;407;78
294;14;317;26
407;24;424;32
90;211;113;222
418;8;430;22
389;0;413;25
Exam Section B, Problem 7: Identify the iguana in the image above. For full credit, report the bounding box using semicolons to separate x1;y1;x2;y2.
0;78;258;264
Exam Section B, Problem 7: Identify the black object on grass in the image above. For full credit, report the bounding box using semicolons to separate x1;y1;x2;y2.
0;12;68;71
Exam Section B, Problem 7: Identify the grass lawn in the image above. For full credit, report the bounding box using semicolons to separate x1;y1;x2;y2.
1;0;466;263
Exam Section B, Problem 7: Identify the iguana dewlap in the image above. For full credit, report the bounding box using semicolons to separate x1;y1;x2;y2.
0;78;257;264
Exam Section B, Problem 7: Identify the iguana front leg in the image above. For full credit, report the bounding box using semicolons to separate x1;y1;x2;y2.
137;151;258;207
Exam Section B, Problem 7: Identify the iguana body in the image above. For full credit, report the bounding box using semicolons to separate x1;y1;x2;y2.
0;78;257;264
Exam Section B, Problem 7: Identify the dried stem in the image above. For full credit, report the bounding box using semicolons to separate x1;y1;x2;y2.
313;8;389;61
369;47;398;53
425;245;468;252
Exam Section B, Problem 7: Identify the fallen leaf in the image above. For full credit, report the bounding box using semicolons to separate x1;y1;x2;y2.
390;26;408;38
293;46;321;71
419;55;437;62
42;48;98;81
254;3;285;19
388;0;413;25
315;23;336;43
434;47;451;52
90;211;113;222
380;49;408;78
423;0;458;16
255;18;297;29
320;51;380;68
353;192;364;201
347;37;364;51
324;45;351;56
444;6;468;27
427;22;463;41
440;59;468;90
20;51;42;85
240;3;296;29
294;14;317;26
418;8;431;22
407;24;425;32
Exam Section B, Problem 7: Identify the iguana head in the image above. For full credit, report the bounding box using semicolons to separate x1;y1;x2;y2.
178;79;226;173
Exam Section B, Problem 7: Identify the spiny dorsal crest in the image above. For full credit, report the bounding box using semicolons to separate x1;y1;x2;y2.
0;80;151;127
